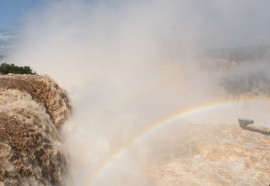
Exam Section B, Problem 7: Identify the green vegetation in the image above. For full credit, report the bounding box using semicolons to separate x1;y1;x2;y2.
0;63;36;75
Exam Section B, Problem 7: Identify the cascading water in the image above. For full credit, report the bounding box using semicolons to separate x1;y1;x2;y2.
0;74;71;185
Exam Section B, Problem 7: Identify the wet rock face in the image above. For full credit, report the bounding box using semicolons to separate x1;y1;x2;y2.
0;75;71;185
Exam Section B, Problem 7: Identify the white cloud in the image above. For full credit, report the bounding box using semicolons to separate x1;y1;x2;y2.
0;32;13;41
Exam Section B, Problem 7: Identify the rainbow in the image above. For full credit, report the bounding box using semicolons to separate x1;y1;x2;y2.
90;96;270;184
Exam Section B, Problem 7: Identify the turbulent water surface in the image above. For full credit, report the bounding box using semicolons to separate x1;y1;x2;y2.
148;123;270;186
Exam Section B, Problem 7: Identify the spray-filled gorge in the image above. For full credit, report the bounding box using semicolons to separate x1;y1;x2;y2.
2;64;270;185
2;0;270;185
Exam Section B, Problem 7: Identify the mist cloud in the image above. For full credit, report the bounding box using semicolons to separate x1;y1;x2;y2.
9;0;270;185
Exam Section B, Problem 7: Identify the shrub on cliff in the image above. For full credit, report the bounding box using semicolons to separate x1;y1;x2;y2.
0;62;35;75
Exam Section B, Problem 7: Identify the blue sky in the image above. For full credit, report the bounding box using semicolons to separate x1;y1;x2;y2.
0;0;45;54
0;0;44;29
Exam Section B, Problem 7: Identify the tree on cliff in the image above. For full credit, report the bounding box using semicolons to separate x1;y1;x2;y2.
0;62;35;75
